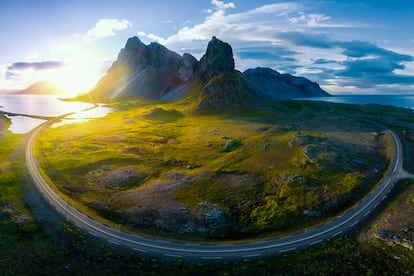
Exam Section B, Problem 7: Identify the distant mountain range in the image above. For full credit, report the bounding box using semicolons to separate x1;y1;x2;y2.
87;36;330;112
16;81;66;95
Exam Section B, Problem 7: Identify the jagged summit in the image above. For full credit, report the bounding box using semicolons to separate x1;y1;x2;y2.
195;36;251;113
87;36;329;112
196;36;235;81
90;36;193;101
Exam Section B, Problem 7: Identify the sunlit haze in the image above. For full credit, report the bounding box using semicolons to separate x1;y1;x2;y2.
1;0;414;95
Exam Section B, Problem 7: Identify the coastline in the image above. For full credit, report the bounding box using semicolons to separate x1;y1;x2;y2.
296;94;414;111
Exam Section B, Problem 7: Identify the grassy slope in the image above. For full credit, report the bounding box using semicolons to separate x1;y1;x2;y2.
0;105;413;274
35;100;389;240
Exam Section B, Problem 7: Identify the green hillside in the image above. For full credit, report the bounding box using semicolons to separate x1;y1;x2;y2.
35;100;391;240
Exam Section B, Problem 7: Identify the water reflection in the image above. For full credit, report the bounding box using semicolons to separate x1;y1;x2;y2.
66;105;113;119
6;115;46;134
51;118;90;128
0;95;114;133
0;95;92;117
52;105;114;128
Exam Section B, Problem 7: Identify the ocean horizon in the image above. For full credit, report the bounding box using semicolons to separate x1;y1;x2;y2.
298;94;414;110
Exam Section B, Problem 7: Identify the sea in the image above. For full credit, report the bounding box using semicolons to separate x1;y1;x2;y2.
297;94;414;110
0;94;113;134
1;94;414;134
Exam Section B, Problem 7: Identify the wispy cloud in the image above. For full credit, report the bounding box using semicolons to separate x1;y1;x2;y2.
339;41;413;61
126;1;414;94
289;12;331;26
278;31;334;49
136;31;167;44
83;19;132;40
211;0;235;10
7;61;64;71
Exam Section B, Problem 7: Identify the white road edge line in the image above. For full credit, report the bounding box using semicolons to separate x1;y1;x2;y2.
242;254;262;258
108;240;120;246
164;254;183;258
332;231;342;237
350;221;359;227
133;248;147;253
280;247;296;253
309;240;322;245
25;112;403;258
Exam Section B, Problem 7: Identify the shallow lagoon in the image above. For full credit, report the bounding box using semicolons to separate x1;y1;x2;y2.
0;95;113;134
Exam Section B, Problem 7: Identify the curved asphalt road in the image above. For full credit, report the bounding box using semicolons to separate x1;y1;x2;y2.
26;113;406;261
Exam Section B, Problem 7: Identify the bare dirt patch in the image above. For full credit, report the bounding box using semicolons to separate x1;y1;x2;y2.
360;180;414;250
85;165;145;188
102;170;228;235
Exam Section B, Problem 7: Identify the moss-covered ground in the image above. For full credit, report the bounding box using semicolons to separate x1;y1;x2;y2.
1;100;414;274
35;100;390;240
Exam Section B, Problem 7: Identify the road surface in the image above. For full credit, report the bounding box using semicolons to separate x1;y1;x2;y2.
25;114;406;260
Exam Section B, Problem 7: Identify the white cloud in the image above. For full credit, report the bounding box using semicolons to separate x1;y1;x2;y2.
160;2;299;47
289;12;306;24
289;12;330;26
307;14;331;26
146;34;167;44
211;0;235;10
84;19;132;40
137;31;147;37
245;3;299;17
137;32;167;44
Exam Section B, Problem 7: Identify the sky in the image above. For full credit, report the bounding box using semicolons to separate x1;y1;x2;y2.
1;0;414;95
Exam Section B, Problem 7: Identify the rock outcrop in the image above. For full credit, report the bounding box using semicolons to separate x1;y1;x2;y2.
196;36;235;82
89;36;198;101
195;37;252;113
88;36;330;112
243;67;329;100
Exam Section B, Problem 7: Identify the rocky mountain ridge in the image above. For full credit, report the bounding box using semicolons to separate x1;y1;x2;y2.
88;36;329;112
16;81;66;95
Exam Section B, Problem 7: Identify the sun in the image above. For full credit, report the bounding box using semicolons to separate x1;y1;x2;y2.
45;45;106;97
51;65;101;97
49;62;103;97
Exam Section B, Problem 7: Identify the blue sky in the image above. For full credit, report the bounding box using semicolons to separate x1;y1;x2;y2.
1;0;414;95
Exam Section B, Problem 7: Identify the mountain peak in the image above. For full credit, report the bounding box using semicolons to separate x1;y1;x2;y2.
194;37;251;113
88;36;329;112
125;36;145;50
196;36;235;82
17;80;66;95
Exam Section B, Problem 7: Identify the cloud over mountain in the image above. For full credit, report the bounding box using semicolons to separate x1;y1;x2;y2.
84;19;132;40
132;0;414;94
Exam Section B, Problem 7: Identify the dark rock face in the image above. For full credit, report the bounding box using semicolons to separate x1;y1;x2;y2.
88;36;329;112
178;53;198;82
197;72;251;113
196;36;235;82
195;37;251;113
243;67;330;100
90;37;198;101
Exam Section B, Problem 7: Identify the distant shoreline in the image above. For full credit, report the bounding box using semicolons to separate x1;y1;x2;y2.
2;111;53;120
297;94;414;111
